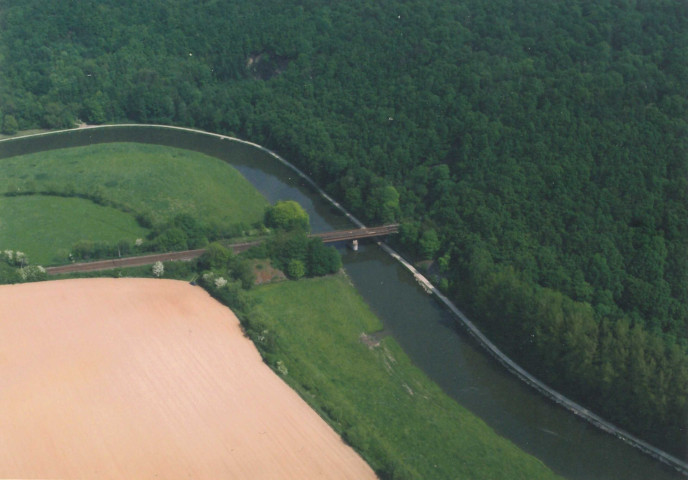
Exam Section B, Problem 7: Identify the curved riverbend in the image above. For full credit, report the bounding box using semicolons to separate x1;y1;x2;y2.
383;241;688;475
1;125;686;479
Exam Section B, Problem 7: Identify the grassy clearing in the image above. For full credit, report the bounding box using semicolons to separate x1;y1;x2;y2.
0;195;149;265
250;274;562;480
0;142;268;264
0;142;268;227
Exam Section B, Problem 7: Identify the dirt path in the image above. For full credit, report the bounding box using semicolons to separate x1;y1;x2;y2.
0;278;377;479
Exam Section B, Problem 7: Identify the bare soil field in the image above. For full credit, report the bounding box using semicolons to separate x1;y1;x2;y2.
0;278;377;479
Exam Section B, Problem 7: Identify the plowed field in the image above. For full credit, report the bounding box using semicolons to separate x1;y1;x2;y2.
0;278;376;479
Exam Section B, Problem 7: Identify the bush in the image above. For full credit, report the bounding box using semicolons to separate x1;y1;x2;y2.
152;261;164;277
201;242;233;270
307;238;342;276
153;227;188;252
19;265;47;282
287;259;305;279
0;262;20;284
267;231;308;270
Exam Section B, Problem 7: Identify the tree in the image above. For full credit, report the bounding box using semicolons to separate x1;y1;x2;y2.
233;260;256;289
418;229;441;259
202;242;233;270
368;185;400;223
287;259;305;279
2;114;18;135
307;238;342;276
264;200;310;232
172;214;208;248
153;227;188;252
267;231;309;270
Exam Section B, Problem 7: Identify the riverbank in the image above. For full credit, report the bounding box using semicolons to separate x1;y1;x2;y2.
249;274;562;479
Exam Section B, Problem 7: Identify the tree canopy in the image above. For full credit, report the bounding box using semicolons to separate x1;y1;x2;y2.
264;200;310;232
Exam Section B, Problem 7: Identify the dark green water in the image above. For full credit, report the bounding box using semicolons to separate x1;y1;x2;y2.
0;126;684;479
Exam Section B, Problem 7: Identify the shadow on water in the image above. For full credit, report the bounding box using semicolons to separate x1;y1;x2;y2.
1;126;684;480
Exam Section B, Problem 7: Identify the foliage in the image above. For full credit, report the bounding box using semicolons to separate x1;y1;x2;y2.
198;243;256;291
457;255;688;453
264;200;310;232
0;249;45;284
286;259;305;279
151;227;188;252
202;241;233;270
0;262;19;284
306;237;342;276
265;232;341;279
418;229;440;260
1;114;18;134
152;261;164;277
17;264;46;282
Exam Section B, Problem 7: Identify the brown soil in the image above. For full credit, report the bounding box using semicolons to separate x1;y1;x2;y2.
250;258;287;285
0;278;377;479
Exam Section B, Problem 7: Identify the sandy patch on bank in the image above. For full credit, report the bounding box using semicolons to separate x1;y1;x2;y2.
0;278;377;479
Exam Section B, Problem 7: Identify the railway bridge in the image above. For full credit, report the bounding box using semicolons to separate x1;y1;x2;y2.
45;224;399;275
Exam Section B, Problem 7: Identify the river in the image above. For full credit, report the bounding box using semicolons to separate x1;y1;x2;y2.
0;125;684;479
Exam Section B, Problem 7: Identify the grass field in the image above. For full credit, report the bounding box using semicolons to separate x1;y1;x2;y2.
249;274;562;480
0;142;268;227
0;195;150;265
0;142;268;264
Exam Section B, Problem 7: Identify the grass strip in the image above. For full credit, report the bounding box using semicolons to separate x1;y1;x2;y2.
249;274;562;480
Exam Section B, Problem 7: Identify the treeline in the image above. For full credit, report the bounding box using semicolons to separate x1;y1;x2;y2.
456;249;687;452
68;213;220;261
1;0;686;457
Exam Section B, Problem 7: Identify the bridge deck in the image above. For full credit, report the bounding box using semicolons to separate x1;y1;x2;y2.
312;224;399;243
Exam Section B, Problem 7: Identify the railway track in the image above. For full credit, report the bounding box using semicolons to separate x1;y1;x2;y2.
45;225;399;275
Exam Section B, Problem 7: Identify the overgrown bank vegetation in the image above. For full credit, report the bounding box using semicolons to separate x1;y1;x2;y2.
0;0;686;456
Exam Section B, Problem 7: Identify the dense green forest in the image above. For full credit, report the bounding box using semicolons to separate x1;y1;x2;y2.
0;0;686;458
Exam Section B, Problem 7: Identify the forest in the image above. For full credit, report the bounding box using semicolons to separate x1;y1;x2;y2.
0;0;686;458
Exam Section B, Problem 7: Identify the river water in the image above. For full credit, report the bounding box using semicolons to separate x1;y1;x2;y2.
0;126;684;479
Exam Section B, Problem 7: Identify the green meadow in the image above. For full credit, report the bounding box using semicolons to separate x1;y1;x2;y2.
0;195;149;265
250;274;562;480
0;142;268;263
0;142;268;226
